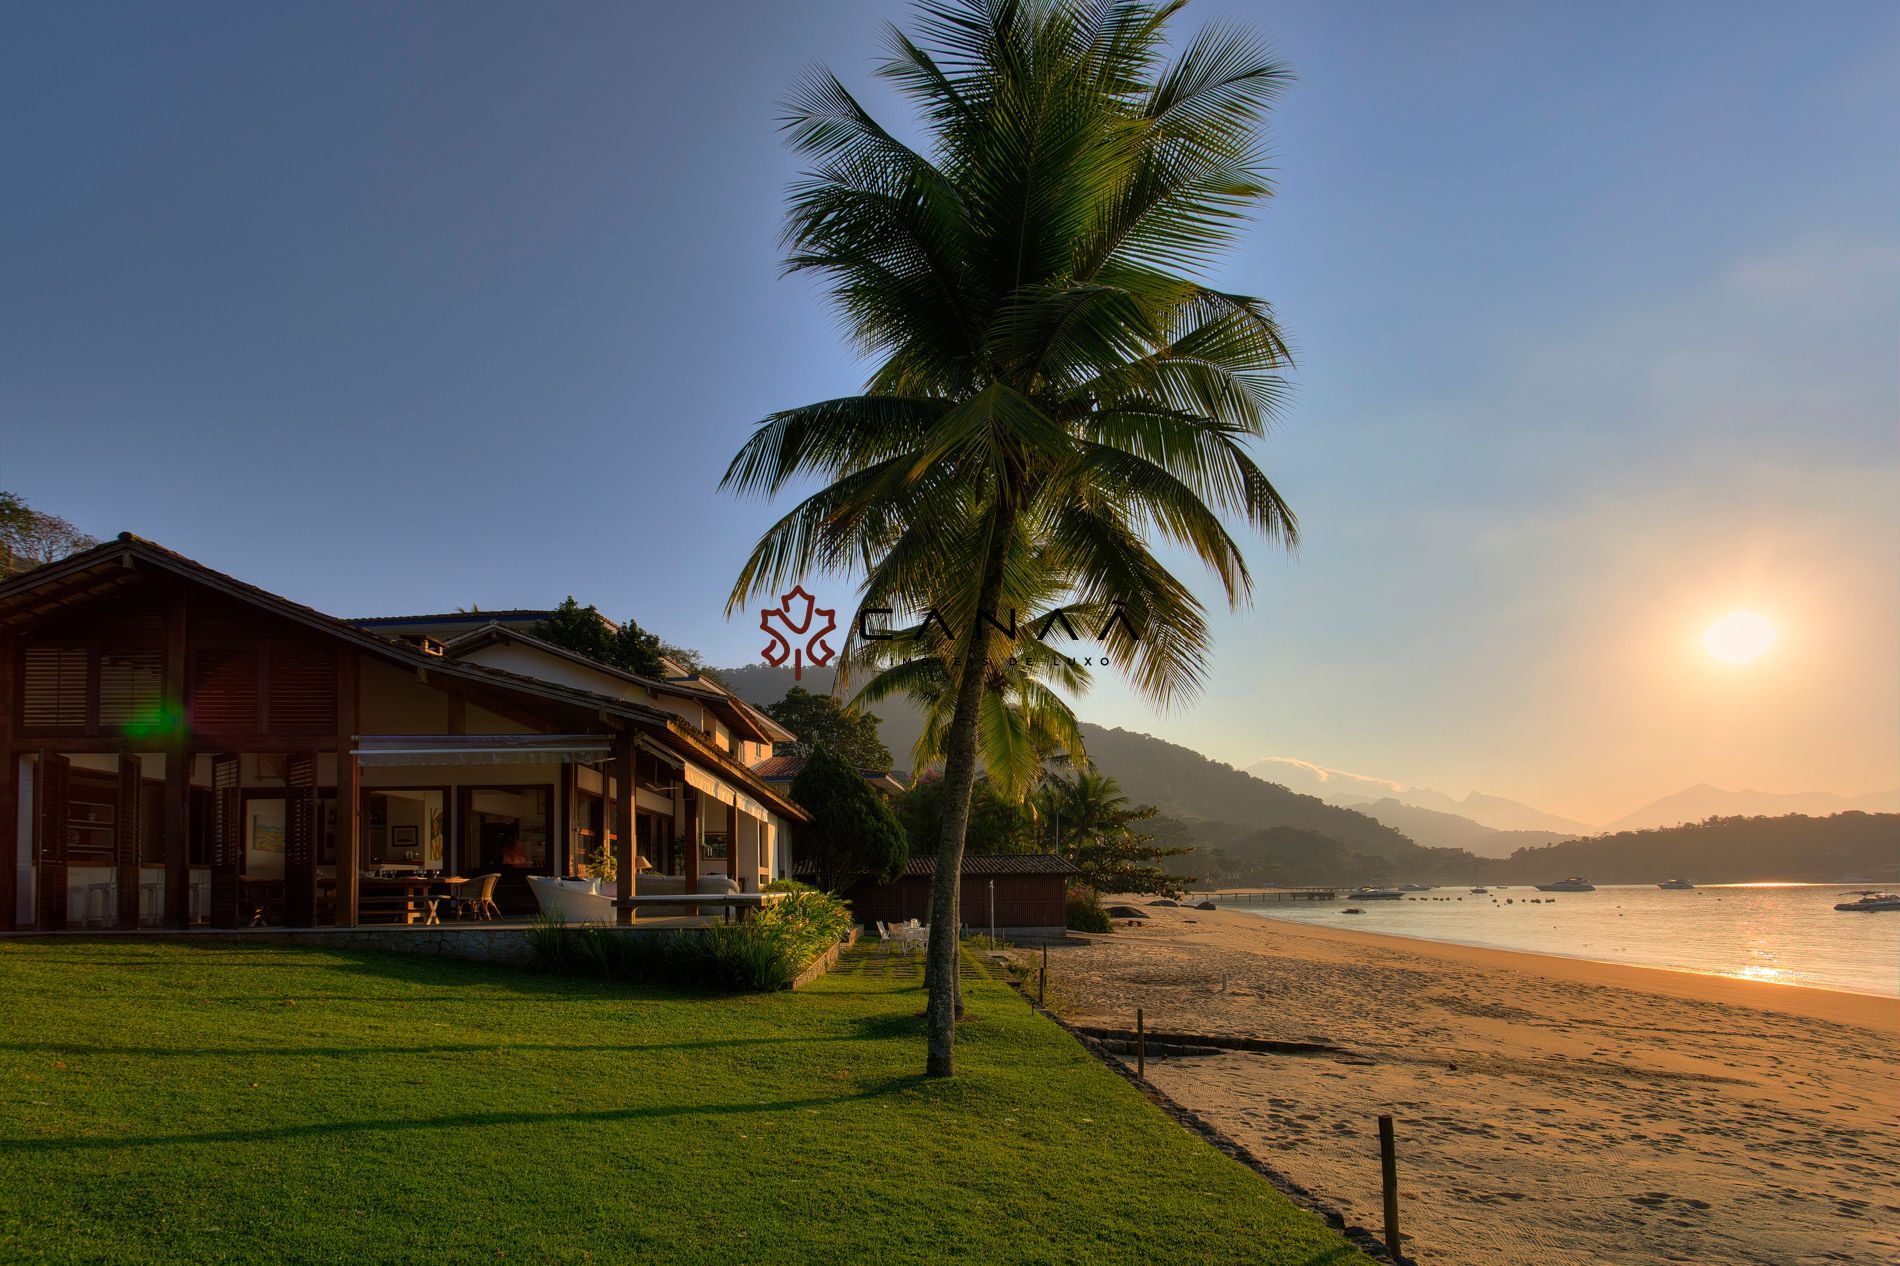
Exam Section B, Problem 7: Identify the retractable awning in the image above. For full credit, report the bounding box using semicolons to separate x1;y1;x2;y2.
682;761;769;821
352;734;614;766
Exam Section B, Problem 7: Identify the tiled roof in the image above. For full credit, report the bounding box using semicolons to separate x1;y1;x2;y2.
751;753;808;780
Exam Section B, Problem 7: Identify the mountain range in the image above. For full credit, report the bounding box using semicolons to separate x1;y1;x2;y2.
1602;784;1900;832
1242;756;1596;834
718;664;1895;876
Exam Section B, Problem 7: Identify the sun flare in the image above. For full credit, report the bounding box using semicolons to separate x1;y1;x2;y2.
1702;611;1775;664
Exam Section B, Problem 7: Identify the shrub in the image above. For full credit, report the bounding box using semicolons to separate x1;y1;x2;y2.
756;887;853;958
1066;888;1112;933
525;912;575;972
522;890;854;992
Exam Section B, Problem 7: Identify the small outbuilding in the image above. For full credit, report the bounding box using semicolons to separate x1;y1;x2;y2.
802;853;1079;936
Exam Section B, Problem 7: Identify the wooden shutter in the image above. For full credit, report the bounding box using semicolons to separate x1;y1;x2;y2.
191;648;261;733
266;644;337;731
98;651;165;729
35;752;70;930
283;752;318;927
208;754;241;928
22;649;88;729
117;756;143;927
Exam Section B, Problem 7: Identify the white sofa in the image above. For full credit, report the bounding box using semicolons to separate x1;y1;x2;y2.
527;874;742;922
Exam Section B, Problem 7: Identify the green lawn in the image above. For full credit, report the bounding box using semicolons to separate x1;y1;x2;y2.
0;939;1369;1265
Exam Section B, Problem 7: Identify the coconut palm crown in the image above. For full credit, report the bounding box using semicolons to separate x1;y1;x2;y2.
724;0;1297;1075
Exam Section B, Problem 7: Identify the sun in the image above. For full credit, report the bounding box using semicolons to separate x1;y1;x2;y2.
1703;611;1775;664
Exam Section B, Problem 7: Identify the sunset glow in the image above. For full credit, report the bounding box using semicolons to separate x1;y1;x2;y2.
1703;611;1776;664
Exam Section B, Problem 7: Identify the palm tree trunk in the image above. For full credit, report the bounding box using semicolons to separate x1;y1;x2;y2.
924;502;1016;1077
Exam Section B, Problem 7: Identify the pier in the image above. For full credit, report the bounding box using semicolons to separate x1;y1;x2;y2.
1190;887;1338;905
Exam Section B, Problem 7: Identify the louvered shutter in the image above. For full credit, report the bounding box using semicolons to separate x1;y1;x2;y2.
267;644;337;731
191;649;261;732
22;649;88;728
99;651;165;728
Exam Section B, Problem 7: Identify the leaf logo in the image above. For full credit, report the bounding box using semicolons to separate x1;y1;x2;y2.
759;585;838;680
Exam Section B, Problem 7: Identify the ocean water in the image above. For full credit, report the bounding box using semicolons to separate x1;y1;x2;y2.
1234;884;1900;999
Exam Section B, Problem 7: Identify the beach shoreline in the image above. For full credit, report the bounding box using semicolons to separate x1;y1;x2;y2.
1036;901;1897;1266
1220;909;1899;1033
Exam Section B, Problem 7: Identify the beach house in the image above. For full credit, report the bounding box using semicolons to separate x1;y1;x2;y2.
0;534;807;932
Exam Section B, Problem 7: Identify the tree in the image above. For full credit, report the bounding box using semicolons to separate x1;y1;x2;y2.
530;597;671;679
763;686;893;768
852;595;1089;803
790;744;910;894
723;0;1296;1076
0;492;98;578
894;772;1036;857
1038;769;1188;895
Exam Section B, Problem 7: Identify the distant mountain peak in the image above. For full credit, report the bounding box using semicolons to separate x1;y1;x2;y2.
1241;757;1596;835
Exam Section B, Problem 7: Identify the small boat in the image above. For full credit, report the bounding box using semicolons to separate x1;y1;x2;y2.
1341;907;1365;915
1834;891;1900;912
1347;887;1405;901
1469;887;1489;894
1535;877;1596;892
1398;883;1434;892
1657;878;1694;890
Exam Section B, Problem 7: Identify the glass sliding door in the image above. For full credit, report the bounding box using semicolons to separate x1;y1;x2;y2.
464;786;551;915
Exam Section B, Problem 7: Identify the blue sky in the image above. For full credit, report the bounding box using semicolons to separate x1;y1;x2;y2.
3;1;1895;822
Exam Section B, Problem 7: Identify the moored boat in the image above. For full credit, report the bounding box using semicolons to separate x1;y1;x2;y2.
1347;886;1405;901
1833;891;1900;912
1657;878;1694;890
1535;877;1596;892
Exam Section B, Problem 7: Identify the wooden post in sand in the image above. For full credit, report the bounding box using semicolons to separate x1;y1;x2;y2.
1039;943;1047;1006
1378;1114;1401;1259
1136;1008;1146;1078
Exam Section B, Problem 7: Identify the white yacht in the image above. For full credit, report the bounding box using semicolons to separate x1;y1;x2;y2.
1347;886;1405;901
1657;878;1695;890
1534;877;1596;892
1833;891;1900;912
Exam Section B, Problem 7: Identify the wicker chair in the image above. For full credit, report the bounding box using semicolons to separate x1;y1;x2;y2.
458;873;502;922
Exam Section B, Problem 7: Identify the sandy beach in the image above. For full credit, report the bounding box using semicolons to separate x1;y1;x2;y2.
1036;902;1898;1266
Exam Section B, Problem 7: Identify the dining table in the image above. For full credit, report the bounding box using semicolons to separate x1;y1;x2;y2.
358;875;441;925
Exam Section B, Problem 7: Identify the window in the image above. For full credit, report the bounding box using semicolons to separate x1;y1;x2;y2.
98;651;164;728
21;648;88;728
266;643;337;730
68;773;117;865
190;647;260;731
568;793;603;878
368;790;445;871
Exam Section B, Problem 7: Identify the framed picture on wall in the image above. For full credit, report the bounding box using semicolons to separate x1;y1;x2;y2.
392;826;418;849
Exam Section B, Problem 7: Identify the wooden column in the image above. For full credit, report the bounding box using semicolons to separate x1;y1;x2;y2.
0;634;16;931
682;785;701;914
283;751;318;927
35;751;70;930
612;732;635;926
162;586;190;927
117;754;144;927
0;745;15;932
208;753;240;928
335;653;361;926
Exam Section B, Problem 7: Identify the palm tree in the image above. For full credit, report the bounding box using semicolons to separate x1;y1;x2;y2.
851;593;1090;805
724;0;1296;1076
1036;768;1188;896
